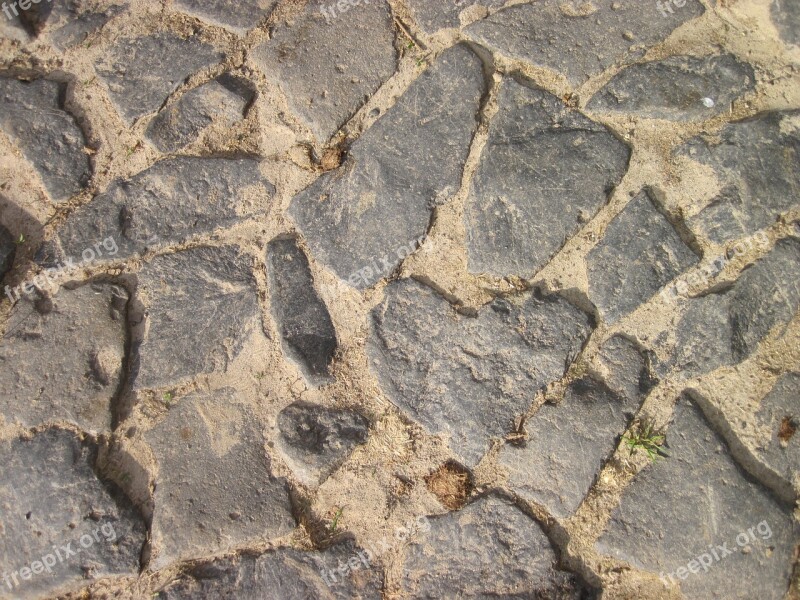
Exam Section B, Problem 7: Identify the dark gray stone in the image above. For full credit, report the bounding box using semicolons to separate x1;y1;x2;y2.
668;292;734;378
0;78;91;203
146;75;253;152
597;395;796;600
587;190;699;323
145;389;295;568
44;1;127;50
678;111;800;244
0;429;146;600
289;44;484;289
772;0;800;46
132;246;260;390
368;279;593;467
0;283;128;432
276;402;369;486
58;157;274;262
587;54;755;120
598;334;658;403
405;0;506;33
756;373;800;490
500;376;641;518
95;33;223;124
401;495;584;598
0;223;15;281
465;78;631;278
254;0;396;142
266;238;337;383
466;0;705;86
173;0;277;34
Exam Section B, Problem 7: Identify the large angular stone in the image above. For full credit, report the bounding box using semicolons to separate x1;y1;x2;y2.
587;54;755;120
95;33;223;124
368;279;593;467
276;402;369;486
465;78;631;278
587;190;699;323
289;44;484;289
145;389;295;568
597;334;658;403
132;246;260;390
756;373;800;490
173;0;277;34
266;238;337;383
57;157;274;263
254;0;396;142
43;1;127;50
678;111;800;244
405;0;506;33
466;0;704;86
401;495;584;598
0;429;146;600
0;78;91;203
597;396;796;600
0;283;128;433
772;0;800;47
0;223;15;281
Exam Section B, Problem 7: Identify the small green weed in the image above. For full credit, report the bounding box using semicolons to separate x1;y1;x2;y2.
624;421;669;461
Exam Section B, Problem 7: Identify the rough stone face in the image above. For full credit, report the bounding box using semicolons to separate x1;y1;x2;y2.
466;0;705;86
266;238;337;383
771;0;800;46
587;190;699;323
405;0;506;33
289;44;484;288
465;78;631;278
756;373;800;490
597;396;796;600
401;495;584;598
95;33;223;124
132;246;260;390
587;54;755;120
0;283;128;432
597;334;658;402
0;223;15;280
173;0;277;34
678;111;800;244
57;157;274;262
146;75;253;152
145;389;295;569
368;279;593;467
44;1;127;50
0;429;146;600
254;0;396;142
276;402;369;486
0;78;91;203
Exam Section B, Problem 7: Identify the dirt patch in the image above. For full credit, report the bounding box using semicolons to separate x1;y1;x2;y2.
425;461;473;510
778;416;797;445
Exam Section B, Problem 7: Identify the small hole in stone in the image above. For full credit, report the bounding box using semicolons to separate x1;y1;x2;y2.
778;416;797;444
25;512;32;520
425;461;473;510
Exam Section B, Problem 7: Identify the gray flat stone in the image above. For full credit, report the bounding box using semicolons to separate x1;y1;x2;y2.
132;246;260;390
44;1;127;50
254;0;396;142
0;283;128;432
95;33;223;124
587;190;699;323
587;54;755;120
57;157;274;262
0;429;146;600
145;389;295;569
0;78;91;203
401;495;584;598
772;0;800;46
597;395;796;600
289;44;484;288
756;373;800;490
266;238;337;383
678;111;800;244
173;0;277;34
466;0;705;86
276;401;369;486
368;279;593;467
405;0;506;33
598;334;658;402
465;78;631;278
0;223;15;281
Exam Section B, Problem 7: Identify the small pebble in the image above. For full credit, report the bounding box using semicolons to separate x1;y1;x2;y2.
702;97;715;108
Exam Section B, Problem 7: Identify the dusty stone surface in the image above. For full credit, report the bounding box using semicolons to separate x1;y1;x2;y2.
771;0;800;47
756;373;800;487
173;0;277;34
0;223;15;279
44;1;128;50
597;334;658;402
405;0;506;33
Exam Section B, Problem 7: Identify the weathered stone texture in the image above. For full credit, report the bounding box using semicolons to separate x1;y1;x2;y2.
405;0;506;33
173;0;277;34
0;223;15;280
756;373;800;491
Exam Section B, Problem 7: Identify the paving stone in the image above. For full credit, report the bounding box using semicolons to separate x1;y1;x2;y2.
173;0;277;34
771;0;800;47
466;0;705;86
678;111;800;244
254;0;396;142
368;279;593;467
587;54;755;120
289;44;484;288
132;246;260;390
266;238;337;383
94;33;223;125
0;223;15;281
401;495;584;598
598;334;658;402
465;78;631;278
405;0;506;33
57;157;274;262
276;402;369;486
145;389;295;568
44;1;127;50
0;429;146;600
596;395;796;600
0;78;91;203
756;373;800;490
0;283;128;433
587;190;699;323
500;376;642;519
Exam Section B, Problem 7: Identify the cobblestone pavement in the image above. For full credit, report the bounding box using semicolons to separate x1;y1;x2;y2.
0;1;798;599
